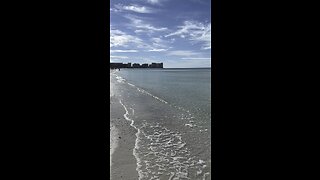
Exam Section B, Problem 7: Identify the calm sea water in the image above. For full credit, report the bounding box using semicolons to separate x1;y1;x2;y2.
111;68;211;180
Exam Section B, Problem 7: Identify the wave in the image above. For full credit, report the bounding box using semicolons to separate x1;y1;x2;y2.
114;73;168;104
113;73;210;179
119;99;209;180
119;99;145;180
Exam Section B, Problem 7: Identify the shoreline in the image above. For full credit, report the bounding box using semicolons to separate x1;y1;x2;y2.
110;70;211;179
110;74;139;180
110;123;118;171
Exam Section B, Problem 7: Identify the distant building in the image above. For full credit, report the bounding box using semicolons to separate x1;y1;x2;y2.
110;63;124;69
141;63;148;68
149;62;163;68
132;63;140;68
110;62;163;69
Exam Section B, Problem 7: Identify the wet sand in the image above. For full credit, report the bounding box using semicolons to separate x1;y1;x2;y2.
110;88;139;179
110;123;118;170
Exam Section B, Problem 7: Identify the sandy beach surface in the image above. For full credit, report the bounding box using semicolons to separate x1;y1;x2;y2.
110;76;139;180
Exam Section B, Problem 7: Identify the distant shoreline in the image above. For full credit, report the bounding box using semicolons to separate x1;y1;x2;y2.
163;67;211;69
111;67;211;69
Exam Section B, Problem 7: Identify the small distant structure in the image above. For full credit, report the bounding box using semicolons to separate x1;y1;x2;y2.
149;63;163;68
141;63;149;68
110;62;163;69
132;63;140;68
110;63;123;69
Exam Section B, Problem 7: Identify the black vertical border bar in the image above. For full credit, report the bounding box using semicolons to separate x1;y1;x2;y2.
103;0;111;177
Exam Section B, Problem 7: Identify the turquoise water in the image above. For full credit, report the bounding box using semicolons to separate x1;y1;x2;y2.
111;68;211;180
117;68;211;119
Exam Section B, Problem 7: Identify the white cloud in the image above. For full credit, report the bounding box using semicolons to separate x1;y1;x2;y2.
145;0;169;6
114;4;154;13
134;30;145;34
151;37;166;44
165;21;211;50
148;48;168;52
181;57;211;60
110;50;138;53
147;0;160;4
110;27;166;51
125;15;168;34
166;50;201;56
150;37;170;48
110;29;144;48
110;8;120;13
110;56;128;59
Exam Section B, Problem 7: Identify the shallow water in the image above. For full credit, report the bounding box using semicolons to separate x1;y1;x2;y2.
110;68;211;180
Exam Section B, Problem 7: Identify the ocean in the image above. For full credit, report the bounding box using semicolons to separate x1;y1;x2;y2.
110;68;211;180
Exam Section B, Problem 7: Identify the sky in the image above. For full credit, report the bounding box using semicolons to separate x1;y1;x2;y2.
110;0;211;68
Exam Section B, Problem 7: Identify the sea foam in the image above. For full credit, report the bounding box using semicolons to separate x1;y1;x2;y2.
114;73;210;180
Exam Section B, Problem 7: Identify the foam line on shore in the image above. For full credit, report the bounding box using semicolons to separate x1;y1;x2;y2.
113;73;168;104
112;71;203;129
127;82;168;104
117;99;209;180
119;99;143;180
113;72;210;179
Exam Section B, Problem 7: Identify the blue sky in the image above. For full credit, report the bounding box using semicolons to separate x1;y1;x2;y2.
110;0;211;68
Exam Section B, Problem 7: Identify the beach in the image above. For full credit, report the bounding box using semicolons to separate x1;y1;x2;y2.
110;71;139;180
110;69;211;179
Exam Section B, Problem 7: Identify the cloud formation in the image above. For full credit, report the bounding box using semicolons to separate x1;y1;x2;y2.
148;48;168;52
110;0;211;67
110;56;129;59
110;29;144;48
114;4;154;13
111;50;138;53
124;15;168;34
166;50;201;56
166;21;211;50
147;0;161;5
181;57;211;60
